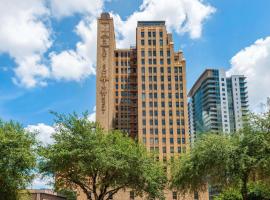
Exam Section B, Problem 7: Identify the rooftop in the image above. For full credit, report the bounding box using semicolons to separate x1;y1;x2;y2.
137;21;165;27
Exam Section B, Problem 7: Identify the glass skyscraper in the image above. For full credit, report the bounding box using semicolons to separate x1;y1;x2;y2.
188;69;249;142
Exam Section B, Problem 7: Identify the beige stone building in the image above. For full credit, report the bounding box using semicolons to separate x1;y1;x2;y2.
90;12;208;200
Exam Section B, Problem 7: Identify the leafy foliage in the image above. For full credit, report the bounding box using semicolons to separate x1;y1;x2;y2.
0;120;37;200
39;112;167;200
214;188;242;200
171;111;270;200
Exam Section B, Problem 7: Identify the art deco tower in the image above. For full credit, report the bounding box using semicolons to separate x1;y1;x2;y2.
95;12;194;200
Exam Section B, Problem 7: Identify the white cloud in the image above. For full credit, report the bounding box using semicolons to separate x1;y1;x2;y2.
26;123;55;145
49;0;104;19
0;0;52;88
13;55;50;88
88;106;96;122
50;16;97;81
227;36;270;111
0;0;215;88
29;175;53;189
113;0;216;48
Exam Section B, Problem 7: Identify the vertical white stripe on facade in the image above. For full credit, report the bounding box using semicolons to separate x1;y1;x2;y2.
219;69;230;133
231;76;243;130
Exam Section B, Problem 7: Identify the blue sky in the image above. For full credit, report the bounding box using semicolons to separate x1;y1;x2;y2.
1;0;270;188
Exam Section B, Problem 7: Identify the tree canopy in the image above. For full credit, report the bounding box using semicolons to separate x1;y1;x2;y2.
39;113;167;200
171;111;270;200
0;120;37;200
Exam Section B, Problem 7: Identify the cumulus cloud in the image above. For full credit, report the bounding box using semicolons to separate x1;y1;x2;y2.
50;16;97;81
49;0;104;19
88;106;96;122
113;0;216;48
29;175;53;189
0;0;52;88
0;0;215;88
227;36;270;112
26;123;55;145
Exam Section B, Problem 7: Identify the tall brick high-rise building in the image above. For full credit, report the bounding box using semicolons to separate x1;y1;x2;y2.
94;12;206;200
97;12;189;159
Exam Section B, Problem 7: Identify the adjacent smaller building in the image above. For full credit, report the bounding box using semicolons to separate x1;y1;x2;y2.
188;69;248;141
19;190;66;200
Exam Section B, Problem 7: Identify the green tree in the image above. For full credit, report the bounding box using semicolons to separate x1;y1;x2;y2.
171;112;270;200
39;113;167;200
0;120;37;200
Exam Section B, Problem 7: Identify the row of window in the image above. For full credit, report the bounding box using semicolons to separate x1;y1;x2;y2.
141;39;165;46
141;92;184;99
141;49;170;57
145;143;184;154
141;66;183;74
142;83;183;90
142;84;183;91
114;51;130;57
141;75;183;82
146;137;186;145
142;110;184;117
115;67;136;73
142;127;185;135
141;30;163;38
115;77;136;82
142;101;184;108
142;119;185;126
141;57;172;65
115;85;137;90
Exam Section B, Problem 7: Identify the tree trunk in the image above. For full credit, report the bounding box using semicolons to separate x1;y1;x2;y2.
241;175;248;200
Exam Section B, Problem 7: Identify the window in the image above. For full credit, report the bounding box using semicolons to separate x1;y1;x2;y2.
162;110;165;116
162;128;166;134
141;59;145;64
170;138;174;144
143;119;146;125
160;39;163;46
160;58;164;64
161;76;164;82
163;146;166;153
143;137;146;144
170;128;173;134
142;84;145;90
160;67;164;73
160;50;163;56
173;192;177;200
142;102;146;107
141;50;145;57
142;110;146;116
148;31;151;37
170;147;174;153
153;31;156;37
141;67;145;74
182;138;186;144
148;40;152;45
177;138;181;144
162;119;166;125
143;128;146;134
160;138;165;145
108;192;113;199
161;102;165;107
130;191;135;200
159;31;163;38
141;39;144;45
